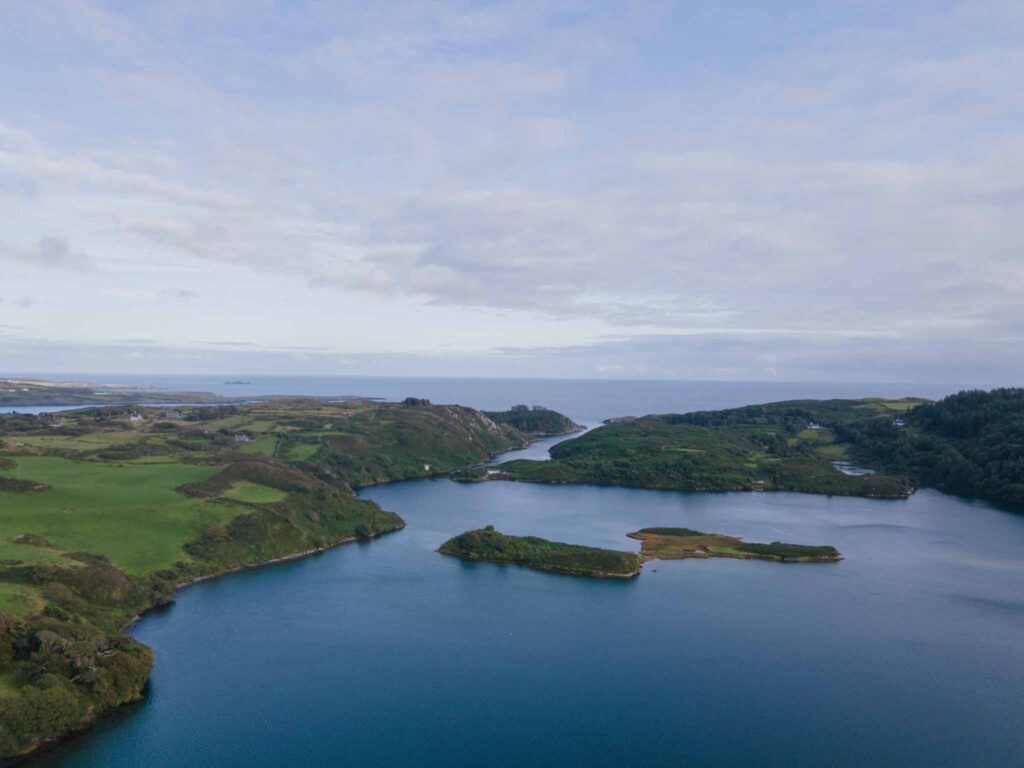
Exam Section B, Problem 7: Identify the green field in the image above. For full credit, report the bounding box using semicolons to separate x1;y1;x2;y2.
0;456;246;574
3;430;146;451
219;480;288;504
285;442;321;461
236;435;278;456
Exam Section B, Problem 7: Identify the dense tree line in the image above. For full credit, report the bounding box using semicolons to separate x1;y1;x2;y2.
840;389;1024;507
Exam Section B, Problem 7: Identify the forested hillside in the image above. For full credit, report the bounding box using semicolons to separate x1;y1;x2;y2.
499;399;918;498
842;389;1024;507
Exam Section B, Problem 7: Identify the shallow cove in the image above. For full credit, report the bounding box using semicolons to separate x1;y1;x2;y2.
33;473;1024;767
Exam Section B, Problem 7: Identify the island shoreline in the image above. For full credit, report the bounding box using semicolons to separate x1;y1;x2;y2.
437;548;642;579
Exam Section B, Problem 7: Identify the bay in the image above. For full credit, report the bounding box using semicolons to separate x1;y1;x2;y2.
25;378;1024;767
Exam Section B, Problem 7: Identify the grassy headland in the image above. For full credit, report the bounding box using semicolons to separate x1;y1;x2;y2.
0;397;565;759
628;528;841;563
439;527;641;578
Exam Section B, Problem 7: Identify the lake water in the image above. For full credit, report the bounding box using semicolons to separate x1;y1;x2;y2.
22;378;1024;767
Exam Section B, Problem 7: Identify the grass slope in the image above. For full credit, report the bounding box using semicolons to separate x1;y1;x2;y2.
0;457;245;574
219;480;289;504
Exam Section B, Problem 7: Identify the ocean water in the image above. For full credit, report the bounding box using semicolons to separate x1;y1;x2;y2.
4;373;958;422
19;377;1024;767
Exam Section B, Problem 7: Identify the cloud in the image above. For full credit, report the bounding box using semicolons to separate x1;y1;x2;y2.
0;237;95;271
160;288;200;301
0;168;38;198
1;2;1023;381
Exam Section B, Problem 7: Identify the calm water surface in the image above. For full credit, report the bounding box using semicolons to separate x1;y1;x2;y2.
24;378;1024;767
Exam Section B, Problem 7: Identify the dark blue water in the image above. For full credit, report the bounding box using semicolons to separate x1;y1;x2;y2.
24;378;1024;767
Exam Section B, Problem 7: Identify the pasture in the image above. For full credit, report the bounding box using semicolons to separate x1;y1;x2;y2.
0;456;247;575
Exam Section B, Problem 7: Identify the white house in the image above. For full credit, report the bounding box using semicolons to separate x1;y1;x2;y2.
129;412;143;422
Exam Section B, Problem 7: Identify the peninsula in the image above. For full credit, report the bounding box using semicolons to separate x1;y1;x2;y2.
439;526;642;578
0;378;230;408
0;397;574;759
494;389;1024;508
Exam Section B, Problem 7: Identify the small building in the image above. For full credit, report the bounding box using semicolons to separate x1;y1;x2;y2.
233;433;253;442
129;412;143;422
893;418;906;428
808;422;821;430
423;463;431;472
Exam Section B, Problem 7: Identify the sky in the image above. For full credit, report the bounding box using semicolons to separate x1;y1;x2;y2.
1;1;1023;384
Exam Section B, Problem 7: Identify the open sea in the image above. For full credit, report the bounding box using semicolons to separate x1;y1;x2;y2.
14;376;1024;767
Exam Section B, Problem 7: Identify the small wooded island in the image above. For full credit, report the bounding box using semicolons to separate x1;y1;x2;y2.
628;528;842;563
439;526;642;578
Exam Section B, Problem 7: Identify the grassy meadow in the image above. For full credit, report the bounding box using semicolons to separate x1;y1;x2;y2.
0;456;246;575
219;480;289;504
